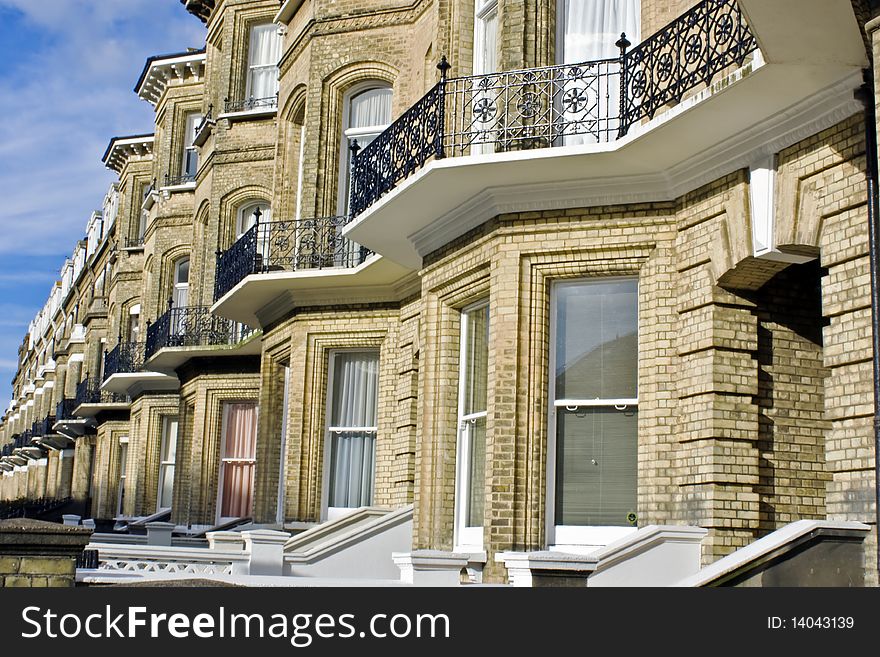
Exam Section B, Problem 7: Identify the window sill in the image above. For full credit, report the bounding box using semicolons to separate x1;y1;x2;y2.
218;107;277;123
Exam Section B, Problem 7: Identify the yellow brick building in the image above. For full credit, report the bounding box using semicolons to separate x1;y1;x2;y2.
1;0;879;586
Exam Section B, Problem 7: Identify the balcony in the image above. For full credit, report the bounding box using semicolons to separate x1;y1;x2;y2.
103;342;145;381
211;217;410;327
343;0;866;268
164;173;196;188
132;304;260;372
55;398;78;422
72;377;129;420
220;95;278;121
31;416;55;439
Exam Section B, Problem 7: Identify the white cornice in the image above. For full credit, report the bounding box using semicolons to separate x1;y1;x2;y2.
103;135;155;173
137;52;206;107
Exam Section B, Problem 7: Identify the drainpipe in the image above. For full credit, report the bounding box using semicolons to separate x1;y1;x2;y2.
856;64;880;578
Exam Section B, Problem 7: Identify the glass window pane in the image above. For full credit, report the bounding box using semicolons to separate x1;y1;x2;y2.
223;403;258;459
555;279;637;400
158;466;174;509
555;406;637;526
161;418;178;461
466;415;486;527
328;431;376;508
463;304;489;415
331;352;379;427
349;88;392;130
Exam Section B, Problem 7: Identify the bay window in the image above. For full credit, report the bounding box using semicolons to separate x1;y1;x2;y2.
324;351;379;517
157;416;178;511
549;278;638;548
455;301;489;550
217;402;258;521
246;23;282;102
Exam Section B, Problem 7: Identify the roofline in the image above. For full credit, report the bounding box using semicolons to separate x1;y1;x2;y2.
101;134;155;164
133;48;206;95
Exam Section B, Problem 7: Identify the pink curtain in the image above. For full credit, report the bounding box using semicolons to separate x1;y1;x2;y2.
220;403;258;518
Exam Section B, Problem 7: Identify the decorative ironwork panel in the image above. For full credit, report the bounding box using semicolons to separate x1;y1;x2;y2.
224;96;278;113
213;218;371;302
214;222;258;302
165;173;195;186
74;377;128;406
103;342;145;381
619;0;758;133
56;398;78;422
444;58;621;156
145;306;257;360
350;82;444;217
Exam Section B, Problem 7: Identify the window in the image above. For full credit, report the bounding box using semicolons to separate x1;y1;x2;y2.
236;201;271;238
246;23;282;101
217;402;258;520
324;351;379;517
557;0;640;145
471;0;499;155
157;416;178;510
338;85;392;213
128;304;141;343
474;0;498;75
277;364;290;525
181;113;202;180
116;438;129;517
172;258;189;308
455;301;489;550
137;182;150;240
548;278;638;548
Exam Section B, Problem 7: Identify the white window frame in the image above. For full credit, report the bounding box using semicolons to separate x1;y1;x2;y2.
546;276;639;552
216;401;259;524
473;0;499;75
336;84;393;215
321;349;379;521
116;437;129;518
276;364;291;525
454;300;489;551
172;257;189;309
246;23;281;101
157;416;178;512
181;112;202;179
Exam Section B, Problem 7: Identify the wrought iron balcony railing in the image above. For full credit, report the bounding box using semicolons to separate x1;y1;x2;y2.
0;443;12;457
124;236;145;249
213;216;371;302
74;377;128;407
31;416;55;438
144;305;256;360
224;95;278;114
350;0;758;217
103;342;145;382
164;173;196;187
56;398;78;422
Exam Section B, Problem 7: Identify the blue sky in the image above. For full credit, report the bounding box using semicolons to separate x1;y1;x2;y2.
0;1;204;405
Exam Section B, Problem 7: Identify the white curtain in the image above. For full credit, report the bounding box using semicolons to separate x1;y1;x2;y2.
248;23;282;99
328;352;379;508
220;403;258;518
349;88;392;131
559;1;640;146
560;0;641;64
